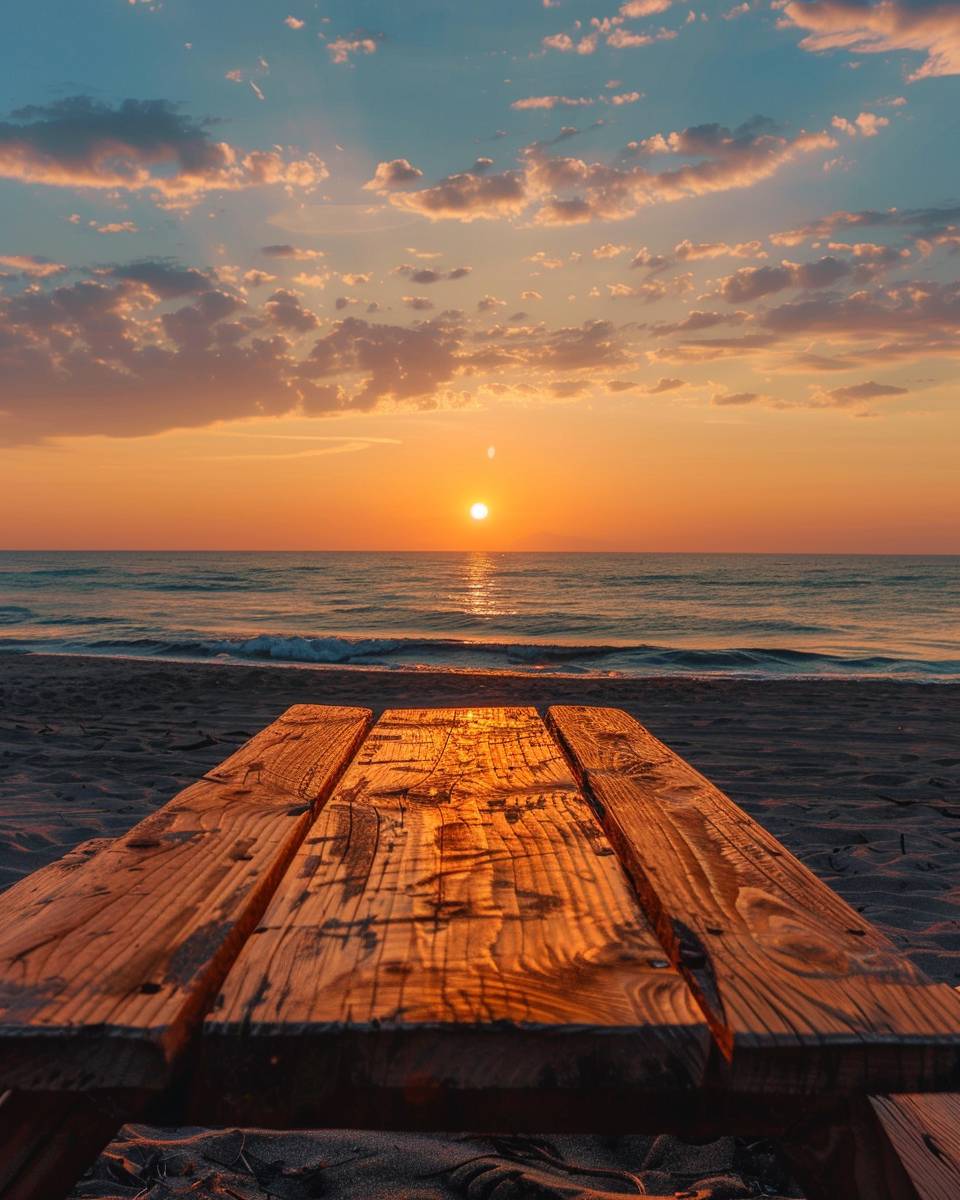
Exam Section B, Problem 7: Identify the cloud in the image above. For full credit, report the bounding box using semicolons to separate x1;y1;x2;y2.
809;380;909;406
388;168;528;221
608;90;644;105
653;309;749;333
327;36;378;65
593;242;629;258
541;32;599;53
831;111;889;137
0;267;644;442
260;244;325;260
707;378;909;412
477;294;507;312
0;277;309;440
0;254;67;278
386;117;834;225
363;158;424;191
620;0;674;14
761;279;960;339
779;0;960;81
674;238;767;259
647;376;685;391
93;220;138;234
512;96;595;110
284;15;305;29
607;280;670;302
717;251;902;302
605;26;676;47
772;203;960;246
0;96;327;206
393;264;472;284
630;246;672;271
712;390;770;406
299;316;462;407
402;295;435;310
106;259;217;297
264;289;320;330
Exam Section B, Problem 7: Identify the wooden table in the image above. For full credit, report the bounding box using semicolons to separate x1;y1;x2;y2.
1;704;959;1199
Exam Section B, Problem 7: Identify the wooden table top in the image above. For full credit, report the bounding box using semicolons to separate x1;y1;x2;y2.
2;703;959;1126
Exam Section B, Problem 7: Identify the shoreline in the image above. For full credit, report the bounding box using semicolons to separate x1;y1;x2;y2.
4;645;958;683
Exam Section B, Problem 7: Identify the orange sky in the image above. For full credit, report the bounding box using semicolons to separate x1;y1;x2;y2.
3;400;956;552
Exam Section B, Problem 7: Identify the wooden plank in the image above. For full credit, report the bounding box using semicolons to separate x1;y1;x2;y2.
869;1094;960;1200
779;1095;931;1200
0;703;371;1091
547;705;960;1094
201;707;709;1125
0;1087;150;1200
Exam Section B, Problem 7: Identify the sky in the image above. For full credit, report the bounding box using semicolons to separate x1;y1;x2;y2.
1;0;958;551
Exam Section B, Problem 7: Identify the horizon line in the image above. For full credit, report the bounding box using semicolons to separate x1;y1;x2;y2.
1;548;958;557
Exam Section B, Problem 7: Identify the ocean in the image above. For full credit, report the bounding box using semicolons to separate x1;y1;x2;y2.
0;551;957;679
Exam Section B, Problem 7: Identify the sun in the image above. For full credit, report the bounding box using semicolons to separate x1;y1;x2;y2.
470;502;489;521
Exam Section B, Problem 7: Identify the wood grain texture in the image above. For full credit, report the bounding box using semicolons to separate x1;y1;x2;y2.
780;1095;930;1200
0;1087;149;1200
547;705;960;1094
869;1094;960;1200
203;707;709;1121
0;703;371;1090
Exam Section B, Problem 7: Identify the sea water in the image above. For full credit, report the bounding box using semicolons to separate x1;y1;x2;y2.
0;551;957;679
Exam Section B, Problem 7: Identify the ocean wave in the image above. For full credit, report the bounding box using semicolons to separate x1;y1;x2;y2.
0;606;33;626
1;630;957;679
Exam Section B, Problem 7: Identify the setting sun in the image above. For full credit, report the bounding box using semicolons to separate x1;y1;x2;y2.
470;502;489;521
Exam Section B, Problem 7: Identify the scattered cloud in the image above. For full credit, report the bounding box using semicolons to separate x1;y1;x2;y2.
779;0;960;81
389;168;528;221
512;95;596;110
772;203;960;246
386;117;834;225
260;244;325;260
713;389;772;406
593;242;629;258
363;158;424;191
809;380;908;407
674;238;767;260
0;96;326;207
717;249;903;303
93;220;139;234
327;36;378;65
393;263;472;283
0;254;67;277
831;111;889;137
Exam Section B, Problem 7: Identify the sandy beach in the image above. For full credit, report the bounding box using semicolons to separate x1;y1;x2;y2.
3;653;959;1199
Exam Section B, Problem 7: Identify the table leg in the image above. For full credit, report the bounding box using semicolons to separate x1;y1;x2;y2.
0;1088;148;1200
778;1095;925;1200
